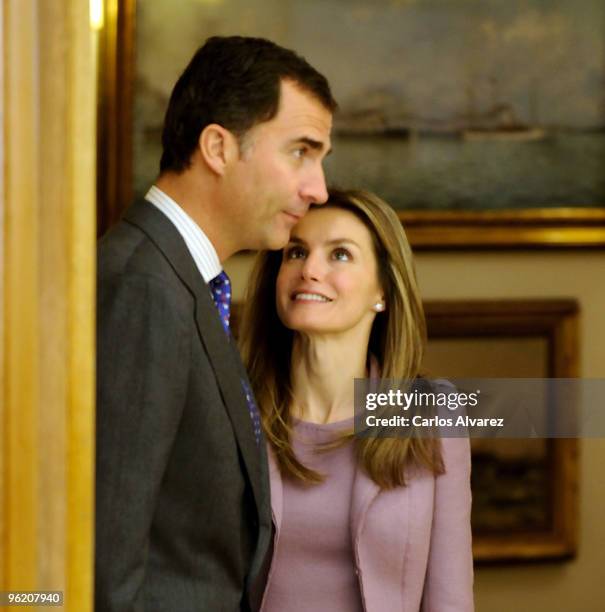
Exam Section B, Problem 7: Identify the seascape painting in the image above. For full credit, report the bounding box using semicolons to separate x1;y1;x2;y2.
133;0;605;212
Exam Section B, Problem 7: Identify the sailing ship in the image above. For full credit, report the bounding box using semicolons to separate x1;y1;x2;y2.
462;102;546;141
462;78;547;142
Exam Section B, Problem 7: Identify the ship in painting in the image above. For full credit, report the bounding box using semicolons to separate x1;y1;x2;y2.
461;79;547;142
333;89;412;137
462;102;546;142
333;83;548;142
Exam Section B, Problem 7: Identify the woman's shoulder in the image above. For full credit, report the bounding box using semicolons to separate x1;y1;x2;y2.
413;377;471;466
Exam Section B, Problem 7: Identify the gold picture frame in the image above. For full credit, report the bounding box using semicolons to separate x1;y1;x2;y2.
424;299;579;562
402;209;605;250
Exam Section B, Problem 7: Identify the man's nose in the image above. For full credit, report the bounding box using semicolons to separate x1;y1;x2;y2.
300;164;328;205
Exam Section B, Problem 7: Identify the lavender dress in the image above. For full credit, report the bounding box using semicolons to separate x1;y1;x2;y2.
261;417;364;612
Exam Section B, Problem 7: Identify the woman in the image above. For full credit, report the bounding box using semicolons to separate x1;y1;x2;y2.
239;189;473;611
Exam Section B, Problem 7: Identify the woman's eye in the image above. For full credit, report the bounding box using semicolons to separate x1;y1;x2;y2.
285;246;306;260
332;248;351;262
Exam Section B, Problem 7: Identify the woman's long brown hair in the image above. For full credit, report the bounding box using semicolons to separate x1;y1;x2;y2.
239;189;443;488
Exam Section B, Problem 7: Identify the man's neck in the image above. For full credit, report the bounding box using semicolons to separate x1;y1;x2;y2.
155;172;233;261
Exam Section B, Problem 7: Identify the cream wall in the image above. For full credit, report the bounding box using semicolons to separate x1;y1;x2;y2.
226;249;605;611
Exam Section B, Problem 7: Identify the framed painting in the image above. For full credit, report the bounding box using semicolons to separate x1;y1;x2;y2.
97;0;605;247
423;299;579;562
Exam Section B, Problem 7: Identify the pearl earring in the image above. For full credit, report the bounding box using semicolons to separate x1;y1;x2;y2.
374;302;384;312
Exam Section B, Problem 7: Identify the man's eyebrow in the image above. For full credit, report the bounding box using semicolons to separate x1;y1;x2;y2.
292;137;332;155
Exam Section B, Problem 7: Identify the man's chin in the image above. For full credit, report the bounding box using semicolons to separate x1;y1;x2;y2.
262;229;290;251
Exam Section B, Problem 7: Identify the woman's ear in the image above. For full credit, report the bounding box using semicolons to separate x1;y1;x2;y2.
198;124;239;176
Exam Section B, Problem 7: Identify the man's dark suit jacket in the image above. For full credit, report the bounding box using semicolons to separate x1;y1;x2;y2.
96;200;272;611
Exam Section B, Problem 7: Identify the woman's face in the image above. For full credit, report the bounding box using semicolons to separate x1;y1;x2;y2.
276;206;384;337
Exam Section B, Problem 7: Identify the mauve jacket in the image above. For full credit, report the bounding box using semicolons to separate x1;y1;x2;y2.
263;428;474;612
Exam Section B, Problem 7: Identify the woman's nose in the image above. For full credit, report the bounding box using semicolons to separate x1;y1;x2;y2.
300;252;324;281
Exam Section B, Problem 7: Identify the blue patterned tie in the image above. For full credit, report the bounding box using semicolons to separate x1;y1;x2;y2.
209;271;261;445
209;271;232;332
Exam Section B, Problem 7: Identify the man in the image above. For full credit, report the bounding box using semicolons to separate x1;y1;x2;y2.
96;36;335;611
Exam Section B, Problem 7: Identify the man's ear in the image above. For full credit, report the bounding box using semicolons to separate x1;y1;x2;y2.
198;124;239;176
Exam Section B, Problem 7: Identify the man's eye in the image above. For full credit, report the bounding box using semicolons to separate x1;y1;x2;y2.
285;246;306;259
332;248;351;262
293;147;307;159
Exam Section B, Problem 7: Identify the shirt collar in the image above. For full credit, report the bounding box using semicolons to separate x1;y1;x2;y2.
145;185;222;283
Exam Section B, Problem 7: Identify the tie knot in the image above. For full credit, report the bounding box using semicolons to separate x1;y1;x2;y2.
209;271;231;332
210;270;230;294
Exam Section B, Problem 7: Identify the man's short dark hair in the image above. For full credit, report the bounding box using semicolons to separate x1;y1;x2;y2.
159;36;337;173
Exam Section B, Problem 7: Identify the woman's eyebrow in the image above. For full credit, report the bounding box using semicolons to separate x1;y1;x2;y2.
325;238;361;249
288;236;360;247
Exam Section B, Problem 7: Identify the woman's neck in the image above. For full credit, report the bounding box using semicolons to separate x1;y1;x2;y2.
290;330;370;424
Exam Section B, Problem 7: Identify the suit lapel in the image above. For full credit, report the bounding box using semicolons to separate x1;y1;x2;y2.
123;199;263;510
350;464;381;542
351;466;411;612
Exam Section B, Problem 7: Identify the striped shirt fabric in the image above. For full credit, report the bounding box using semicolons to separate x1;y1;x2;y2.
145;185;221;283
